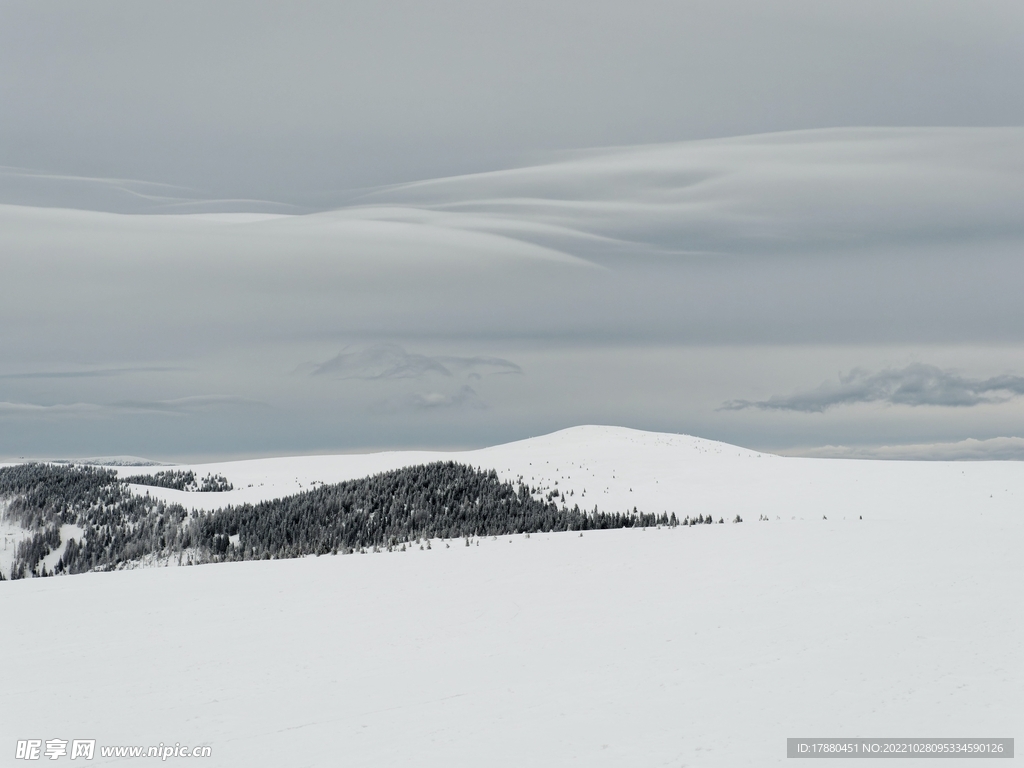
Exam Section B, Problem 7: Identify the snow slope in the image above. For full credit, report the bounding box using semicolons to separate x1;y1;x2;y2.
118;425;1024;525
1;426;1020;766
0;499;32;579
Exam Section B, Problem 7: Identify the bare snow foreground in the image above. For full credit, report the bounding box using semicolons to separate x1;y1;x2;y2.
2;427;1021;766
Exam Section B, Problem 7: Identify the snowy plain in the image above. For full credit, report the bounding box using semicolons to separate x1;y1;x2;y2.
1;426;1020;766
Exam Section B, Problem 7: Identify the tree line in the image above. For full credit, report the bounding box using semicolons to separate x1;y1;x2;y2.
1;462;679;579
121;470;234;492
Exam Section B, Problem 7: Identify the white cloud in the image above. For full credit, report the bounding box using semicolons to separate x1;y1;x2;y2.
110;395;267;414
364;128;1024;260
0;366;180;380
0;401;104;417
792;437;1024;461
0;396;264;420
373;385;486;413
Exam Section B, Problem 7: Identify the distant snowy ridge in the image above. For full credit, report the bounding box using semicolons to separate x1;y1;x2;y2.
68;456;166;466
109;426;770;512
794;435;1024;461
109;425;1024;524
0;456;165;468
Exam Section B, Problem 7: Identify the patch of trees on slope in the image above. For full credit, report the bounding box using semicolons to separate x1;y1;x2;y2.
0;462;678;580
122;469;234;492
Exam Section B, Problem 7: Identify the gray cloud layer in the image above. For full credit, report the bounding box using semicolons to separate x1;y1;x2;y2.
3;128;1023;457
307;344;521;380
723;364;1024;413
4;1;1021;459
2;1;1021;210
3;128;1022;359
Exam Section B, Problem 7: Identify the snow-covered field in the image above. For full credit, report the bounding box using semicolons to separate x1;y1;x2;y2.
2;426;1020;766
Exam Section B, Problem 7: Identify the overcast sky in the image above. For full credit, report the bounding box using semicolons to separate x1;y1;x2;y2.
2;1;1023;460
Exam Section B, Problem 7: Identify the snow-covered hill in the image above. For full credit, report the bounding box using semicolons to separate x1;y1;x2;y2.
117;425;1024;524
2;426;1020;766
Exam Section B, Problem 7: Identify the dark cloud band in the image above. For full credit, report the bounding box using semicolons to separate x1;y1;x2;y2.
722;364;1024;413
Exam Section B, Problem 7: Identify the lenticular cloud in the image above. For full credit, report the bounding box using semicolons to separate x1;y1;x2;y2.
357;127;1024;262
